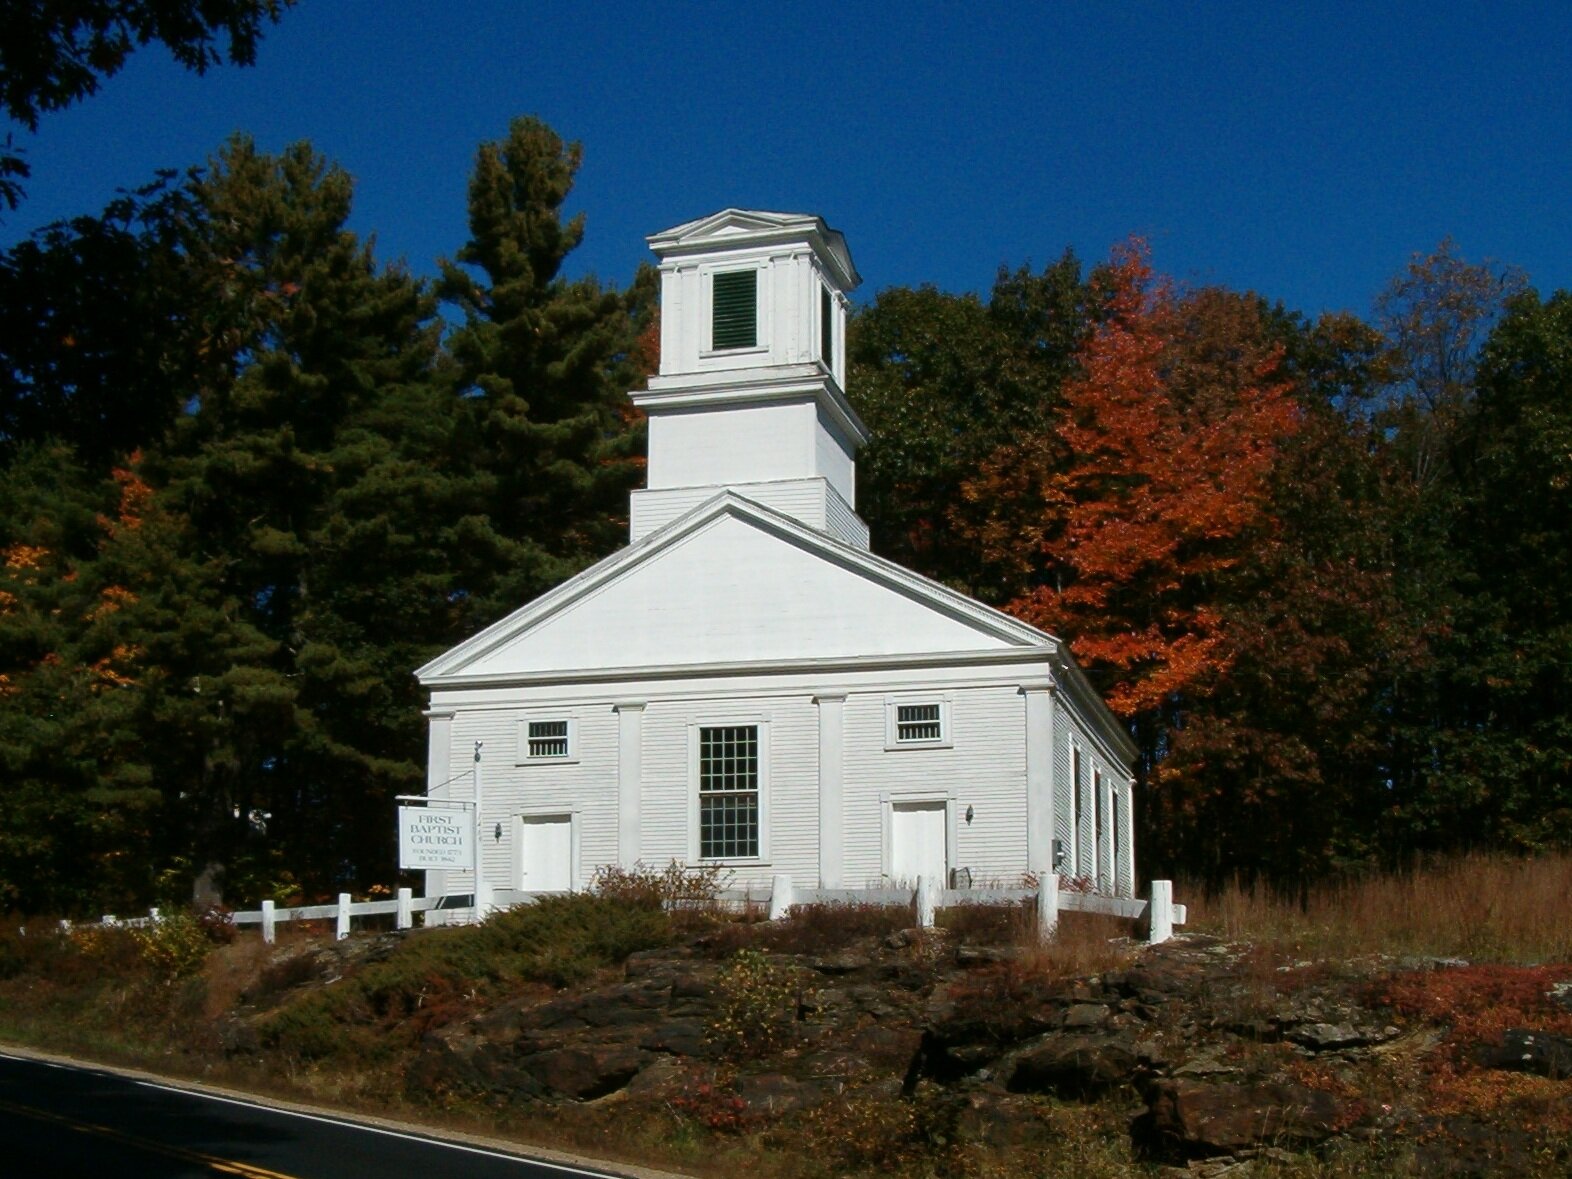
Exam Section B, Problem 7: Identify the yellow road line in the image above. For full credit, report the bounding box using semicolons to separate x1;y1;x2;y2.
0;1096;301;1179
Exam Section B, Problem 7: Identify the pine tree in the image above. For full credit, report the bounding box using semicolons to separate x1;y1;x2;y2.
144;135;449;898
437;116;649;627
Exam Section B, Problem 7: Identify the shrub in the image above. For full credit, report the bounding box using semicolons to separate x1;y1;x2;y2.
257;893;676;1063
478;892;675;986
937;900;1030;945
798;1088;925;1173
194;903;236;945
706;948;811;1059
591;861;731;927
701;902;912;958
132;913;212;981
671;1068;752;1133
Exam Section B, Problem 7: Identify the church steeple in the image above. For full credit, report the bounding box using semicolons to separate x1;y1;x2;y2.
628;210;870;548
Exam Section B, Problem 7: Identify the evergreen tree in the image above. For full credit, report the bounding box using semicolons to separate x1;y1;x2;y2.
0;174;202;466
1422;290;1572;849
437;116;648;628
143;135;448;898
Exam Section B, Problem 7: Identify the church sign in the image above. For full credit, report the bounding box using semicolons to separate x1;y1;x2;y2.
398;805;474;870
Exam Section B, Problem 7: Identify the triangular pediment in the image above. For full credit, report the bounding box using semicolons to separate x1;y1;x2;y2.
647;209;859;290
655;208;812;242
417;495;1049;684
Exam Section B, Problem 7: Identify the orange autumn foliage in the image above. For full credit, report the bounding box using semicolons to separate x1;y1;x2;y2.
972;240;1300;717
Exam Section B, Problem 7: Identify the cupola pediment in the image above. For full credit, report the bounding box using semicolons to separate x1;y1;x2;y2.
648;208;859;290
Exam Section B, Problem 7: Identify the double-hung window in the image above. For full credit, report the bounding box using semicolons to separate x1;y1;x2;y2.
698;724;759;859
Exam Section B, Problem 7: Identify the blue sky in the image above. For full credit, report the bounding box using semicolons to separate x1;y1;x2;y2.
6;2;1569;317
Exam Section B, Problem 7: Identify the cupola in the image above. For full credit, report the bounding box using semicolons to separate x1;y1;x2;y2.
628;210;870;548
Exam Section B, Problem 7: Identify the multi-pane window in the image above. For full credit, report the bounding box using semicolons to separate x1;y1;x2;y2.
895;703;943;743
526;719;570;760
711;270;758;350
699;725;759;858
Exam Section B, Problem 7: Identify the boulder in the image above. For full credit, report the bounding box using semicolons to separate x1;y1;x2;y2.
952;1092;1056;1148
1475;1029;1572;1079
639;1019;711;1058
1285;1022;1397;1051
516;1044;652;1100
1063;1002;1110;1030
1136;1078;1356;1158
1005;1032;1140;1097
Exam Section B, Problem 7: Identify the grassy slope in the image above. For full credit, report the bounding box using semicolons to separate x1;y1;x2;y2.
1;855;1570;1178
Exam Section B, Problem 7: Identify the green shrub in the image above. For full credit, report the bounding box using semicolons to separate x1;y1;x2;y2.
257;893;675;1063
591;860;731;931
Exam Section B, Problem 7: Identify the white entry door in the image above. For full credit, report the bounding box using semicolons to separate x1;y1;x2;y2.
518;814;573;892
891;801;948;886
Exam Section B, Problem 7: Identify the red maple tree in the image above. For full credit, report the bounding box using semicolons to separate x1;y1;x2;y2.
989;240;1300;717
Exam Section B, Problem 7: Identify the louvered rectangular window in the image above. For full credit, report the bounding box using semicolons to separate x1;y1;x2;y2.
820;286;834;368
896;703;944;743
711;269;758;350
527;720;570;759
699;725;758;858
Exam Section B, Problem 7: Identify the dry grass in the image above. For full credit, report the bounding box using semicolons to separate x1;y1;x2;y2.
1016;910;1140;979
1185;852;1572;963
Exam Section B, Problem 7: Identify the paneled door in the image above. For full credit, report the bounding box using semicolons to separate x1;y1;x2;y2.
890;801;948;886
518;814;573;892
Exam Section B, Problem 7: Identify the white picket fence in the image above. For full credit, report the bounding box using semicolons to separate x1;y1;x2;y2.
79;876;1185;946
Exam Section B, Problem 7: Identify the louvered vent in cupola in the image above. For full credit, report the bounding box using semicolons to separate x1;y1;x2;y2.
711;269;758;350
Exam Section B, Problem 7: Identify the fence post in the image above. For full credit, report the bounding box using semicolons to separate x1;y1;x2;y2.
58;919;72;934
101;914;115;926
915;875;936;929
335;893;351;941
148;907;160;924
1147;880;1174;945
396;887;413;931
260;899;276;945
767;874;794;921
1035;872;1059;941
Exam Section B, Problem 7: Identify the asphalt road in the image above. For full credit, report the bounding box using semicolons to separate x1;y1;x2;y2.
0;1050;637;1179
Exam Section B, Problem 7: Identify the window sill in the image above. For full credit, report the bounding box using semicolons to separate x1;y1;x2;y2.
517;756;580;767
883;741;953;752
700;344;768;359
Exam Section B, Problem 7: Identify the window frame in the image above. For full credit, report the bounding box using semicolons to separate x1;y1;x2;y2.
701;263;768;359
884;694;953;751
516;714;579;765
688;718;770;864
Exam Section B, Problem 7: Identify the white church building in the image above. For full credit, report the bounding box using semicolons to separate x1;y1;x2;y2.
414;210;1138;906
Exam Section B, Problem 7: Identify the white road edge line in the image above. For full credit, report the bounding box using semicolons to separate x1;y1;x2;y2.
129;1079;618;1177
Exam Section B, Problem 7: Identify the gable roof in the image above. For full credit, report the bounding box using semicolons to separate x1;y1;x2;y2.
646;209;860;290
417;491;1053;685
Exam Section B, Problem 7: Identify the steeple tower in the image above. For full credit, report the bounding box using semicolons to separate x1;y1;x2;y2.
628;210;870;548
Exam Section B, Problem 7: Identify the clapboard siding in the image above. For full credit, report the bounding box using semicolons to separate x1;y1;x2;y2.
822;481;870;549
841;685;1029;886
448;704;620;891
636;693;820;889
